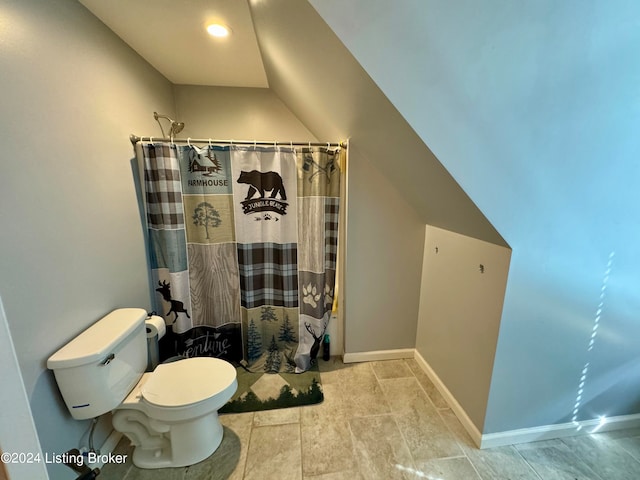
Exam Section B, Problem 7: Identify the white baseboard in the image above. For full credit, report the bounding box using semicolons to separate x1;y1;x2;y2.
413;350;483;448
345;348;640;449
343;348;415;363
481;413;640;449
413;351;640;449
87;430;123;470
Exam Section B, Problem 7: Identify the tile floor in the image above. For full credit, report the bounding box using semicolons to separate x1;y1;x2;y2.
100;358;640;479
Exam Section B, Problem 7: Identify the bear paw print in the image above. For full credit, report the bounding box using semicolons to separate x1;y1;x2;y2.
324;284;334;307
302;283;321;308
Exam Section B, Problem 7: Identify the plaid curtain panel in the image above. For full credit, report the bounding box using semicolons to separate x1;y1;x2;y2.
237;243;299;308
143;144;184;229
325;198;340;271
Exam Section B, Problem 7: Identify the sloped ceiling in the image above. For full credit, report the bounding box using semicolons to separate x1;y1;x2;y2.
249;0;506;246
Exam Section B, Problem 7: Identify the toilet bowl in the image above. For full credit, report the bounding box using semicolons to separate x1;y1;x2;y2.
113;357;237;468
47;308;238;469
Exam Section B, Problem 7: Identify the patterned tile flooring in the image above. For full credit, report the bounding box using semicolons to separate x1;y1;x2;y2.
101;358;640;479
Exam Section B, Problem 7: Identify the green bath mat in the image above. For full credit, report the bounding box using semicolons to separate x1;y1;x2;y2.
219;365;323;413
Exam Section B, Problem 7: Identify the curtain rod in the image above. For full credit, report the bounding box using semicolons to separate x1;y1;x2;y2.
129;134;346;149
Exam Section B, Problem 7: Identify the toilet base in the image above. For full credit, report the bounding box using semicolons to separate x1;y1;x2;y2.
117;409;224;469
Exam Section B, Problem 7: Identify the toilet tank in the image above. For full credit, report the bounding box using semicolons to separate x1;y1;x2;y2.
47;308;148;420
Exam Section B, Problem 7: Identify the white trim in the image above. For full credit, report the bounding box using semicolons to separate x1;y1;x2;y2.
0;297;49;480
413;350;483;448
343;348;415;363
480;414;640;449
412;351;640;449
333;143;348;357
347;348;640;449
87;430;123;470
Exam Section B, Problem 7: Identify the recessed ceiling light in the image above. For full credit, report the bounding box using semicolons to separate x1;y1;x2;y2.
206;23;231;38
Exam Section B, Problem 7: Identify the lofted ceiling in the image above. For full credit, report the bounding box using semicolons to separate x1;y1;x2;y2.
79;0;268;88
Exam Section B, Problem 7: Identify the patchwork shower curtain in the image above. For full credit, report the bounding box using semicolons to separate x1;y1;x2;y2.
141;142;342;372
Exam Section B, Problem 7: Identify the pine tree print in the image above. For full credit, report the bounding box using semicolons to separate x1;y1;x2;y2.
278;314;297;343
264;335;281;373
260;306;278;322
247;318;263;362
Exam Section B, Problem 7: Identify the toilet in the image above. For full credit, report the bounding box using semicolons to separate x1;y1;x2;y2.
47;308;237;469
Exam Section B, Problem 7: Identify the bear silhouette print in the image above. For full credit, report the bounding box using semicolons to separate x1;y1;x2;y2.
237;170;287;201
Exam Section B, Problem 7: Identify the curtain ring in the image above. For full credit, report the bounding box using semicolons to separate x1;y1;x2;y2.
187;137;192;147
149;136;153;144
209;138;213;147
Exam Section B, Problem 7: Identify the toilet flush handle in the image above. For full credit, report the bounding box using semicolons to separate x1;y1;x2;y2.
100;353;115;366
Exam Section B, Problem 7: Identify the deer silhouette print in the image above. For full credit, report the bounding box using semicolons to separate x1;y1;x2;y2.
305;321;328;363
156;280;190;324
283;349;297;372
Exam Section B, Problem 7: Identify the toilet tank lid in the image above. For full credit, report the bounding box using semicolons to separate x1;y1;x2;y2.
47;308;147;370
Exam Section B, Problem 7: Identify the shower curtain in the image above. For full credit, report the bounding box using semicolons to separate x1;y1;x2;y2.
141;142;342;372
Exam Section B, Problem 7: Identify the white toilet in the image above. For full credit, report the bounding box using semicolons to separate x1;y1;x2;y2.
47;308;237;469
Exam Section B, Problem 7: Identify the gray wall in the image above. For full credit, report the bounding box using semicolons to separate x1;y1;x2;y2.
313;0;640;433
416;226;511;432
345;146;425;353
174;85;317;141
0;1;174;478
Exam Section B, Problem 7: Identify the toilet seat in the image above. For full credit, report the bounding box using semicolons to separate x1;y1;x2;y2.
118;356;238;423
141;357;236;408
